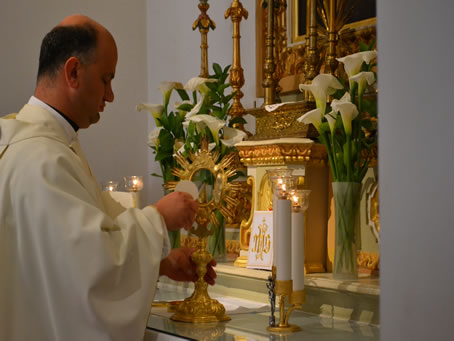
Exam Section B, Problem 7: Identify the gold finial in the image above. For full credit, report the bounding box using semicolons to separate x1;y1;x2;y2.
225;0;248;130
193;0;216;78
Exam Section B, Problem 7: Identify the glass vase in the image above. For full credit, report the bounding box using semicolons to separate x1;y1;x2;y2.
207;210;226;262
332;182;361;279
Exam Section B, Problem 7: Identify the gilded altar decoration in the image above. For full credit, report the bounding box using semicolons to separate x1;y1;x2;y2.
256;0;376;96
225;0;248;126
193;0;216;78
166;139;242;323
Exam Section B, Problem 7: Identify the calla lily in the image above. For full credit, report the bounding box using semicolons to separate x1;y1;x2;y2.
299;74;343;115
185;96;205;119
325;111;337;134
349;71;376;97
337;51;377;80
335;102;359;135
188;114;226;145
331;92;352;112
297;108;323;132
136;103;164;127
184;77;216;95
148;127;163;148
221;127;248;147
159;81;183;106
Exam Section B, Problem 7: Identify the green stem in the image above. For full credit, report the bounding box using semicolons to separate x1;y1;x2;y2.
346;134;352;182
329;132;338;180
320;133;338;182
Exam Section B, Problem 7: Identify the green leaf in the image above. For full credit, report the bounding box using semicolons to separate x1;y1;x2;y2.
359;40;368;52
155;150;173;161
213;63;223;76
176;89;190;101
177;103;193;112
158;129;174;152
188;120;196;136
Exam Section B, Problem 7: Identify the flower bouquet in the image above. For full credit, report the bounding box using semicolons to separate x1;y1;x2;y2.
137;63;247;255
298;44;377;278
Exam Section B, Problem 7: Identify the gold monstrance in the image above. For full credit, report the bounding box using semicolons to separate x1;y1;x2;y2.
166;140;241;322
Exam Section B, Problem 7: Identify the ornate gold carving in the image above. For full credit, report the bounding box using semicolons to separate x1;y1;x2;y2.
167;140;241;323
247;101;318;140
193;0;216;78
226;240;241;256
238;177;255;250
237;141;327;167
256;1;377;94
357;251;379;273
225;0;248;124
224;179;252;229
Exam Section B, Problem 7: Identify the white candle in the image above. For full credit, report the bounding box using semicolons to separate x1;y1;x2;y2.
291;209;305;290
276;198;292;281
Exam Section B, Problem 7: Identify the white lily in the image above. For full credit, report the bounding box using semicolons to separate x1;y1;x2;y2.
337;51;377;82
188;114;226;145
158;81;183;106
299;74;343;115
335;102;359;135
185;96;205;119
148;127;163;148
221;127;248;147
331;92;352;112
349;71;376;97
184;77;216;95
297;108;323;133
325;111;337;134
136;103;164;127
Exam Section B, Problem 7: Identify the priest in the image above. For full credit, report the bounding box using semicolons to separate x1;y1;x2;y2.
0;14;213;341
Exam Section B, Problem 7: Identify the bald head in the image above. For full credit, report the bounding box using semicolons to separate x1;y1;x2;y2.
35;15;118;129
37;15;115;82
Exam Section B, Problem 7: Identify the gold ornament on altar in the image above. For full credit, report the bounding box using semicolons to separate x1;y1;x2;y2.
166;139;242;323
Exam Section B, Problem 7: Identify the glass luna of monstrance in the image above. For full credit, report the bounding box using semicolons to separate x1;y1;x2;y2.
165;139;242;323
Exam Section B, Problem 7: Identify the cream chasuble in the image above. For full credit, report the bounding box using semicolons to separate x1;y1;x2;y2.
0;104;169;341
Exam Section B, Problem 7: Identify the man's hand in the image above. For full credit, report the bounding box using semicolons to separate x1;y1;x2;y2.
155;191;198;231
159;247;217;285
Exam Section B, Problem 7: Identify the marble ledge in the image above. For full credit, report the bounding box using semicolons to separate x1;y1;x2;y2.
215;262;380;297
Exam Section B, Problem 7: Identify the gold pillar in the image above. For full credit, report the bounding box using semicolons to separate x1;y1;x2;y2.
306;0;319;81
262;0;276;105
193;0;216;78
225;0;248;128
325;0;339;75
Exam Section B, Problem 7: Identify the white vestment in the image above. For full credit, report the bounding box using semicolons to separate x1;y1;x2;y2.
0;104;169;341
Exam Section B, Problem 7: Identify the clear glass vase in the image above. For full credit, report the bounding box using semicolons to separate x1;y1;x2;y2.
332;182;361;279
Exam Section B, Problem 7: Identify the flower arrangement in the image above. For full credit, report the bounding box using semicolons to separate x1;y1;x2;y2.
298;44;377;278
298;46;377;183
137;63;248;250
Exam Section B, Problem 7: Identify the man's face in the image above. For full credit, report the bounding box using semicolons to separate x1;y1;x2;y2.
75;35;117;128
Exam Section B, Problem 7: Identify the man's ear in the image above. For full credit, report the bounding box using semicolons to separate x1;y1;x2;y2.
63;57;81;88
